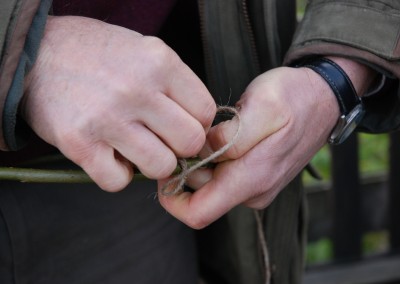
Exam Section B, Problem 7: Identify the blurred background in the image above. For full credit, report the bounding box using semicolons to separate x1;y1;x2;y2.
296;1;400;283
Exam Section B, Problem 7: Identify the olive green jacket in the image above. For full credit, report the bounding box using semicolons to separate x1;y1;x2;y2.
196;3;400;283
1;1;400;284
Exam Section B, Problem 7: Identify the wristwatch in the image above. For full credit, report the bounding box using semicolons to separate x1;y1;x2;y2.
297;57;365;145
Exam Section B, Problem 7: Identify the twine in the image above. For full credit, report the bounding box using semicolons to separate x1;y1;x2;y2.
160;105;271;284
254;210;271;284
161;105;241;196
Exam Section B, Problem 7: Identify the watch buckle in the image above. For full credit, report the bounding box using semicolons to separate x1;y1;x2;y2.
329;104;365;145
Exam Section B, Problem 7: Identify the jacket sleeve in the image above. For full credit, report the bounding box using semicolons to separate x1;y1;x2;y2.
284;0;400;134
0;0;51;151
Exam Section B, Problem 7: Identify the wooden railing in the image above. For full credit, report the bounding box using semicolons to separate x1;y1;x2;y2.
304;132;400;284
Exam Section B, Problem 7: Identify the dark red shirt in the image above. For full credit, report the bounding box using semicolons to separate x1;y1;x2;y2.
52;0;178;35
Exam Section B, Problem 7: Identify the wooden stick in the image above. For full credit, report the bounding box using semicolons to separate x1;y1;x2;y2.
0;158;206;184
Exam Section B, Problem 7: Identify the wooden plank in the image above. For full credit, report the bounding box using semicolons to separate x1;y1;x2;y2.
330;134;362;260
303;254;400;284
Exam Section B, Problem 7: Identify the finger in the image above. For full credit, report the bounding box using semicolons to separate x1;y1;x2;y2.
185;168;213;190
165;61;216;130
77;143;134;192
142;94;207;157
206;90;288;161
107;123;177;179
158;160;251;229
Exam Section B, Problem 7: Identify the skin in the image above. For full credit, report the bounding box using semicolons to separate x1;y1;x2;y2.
158;57;375;229
22;16;216;191
23;16;375;229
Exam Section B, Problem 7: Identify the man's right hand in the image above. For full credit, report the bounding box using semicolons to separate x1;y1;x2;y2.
22;16;216;192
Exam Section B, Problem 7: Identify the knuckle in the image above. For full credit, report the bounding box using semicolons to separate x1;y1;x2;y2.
145;36;176;66
185;213;208;230
145;36;167;50
111;74;135;97
98;177;131;192
199;99;217;128
54;124;104;165
255;91;289;123
56;132;92;164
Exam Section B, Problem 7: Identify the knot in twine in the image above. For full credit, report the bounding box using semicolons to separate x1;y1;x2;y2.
161;105;240;196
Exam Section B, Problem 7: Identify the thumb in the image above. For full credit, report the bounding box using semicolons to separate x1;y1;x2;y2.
203;93;288;162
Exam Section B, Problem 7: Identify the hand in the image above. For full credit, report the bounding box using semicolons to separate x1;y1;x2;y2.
22;16;216;192
158;58;374;229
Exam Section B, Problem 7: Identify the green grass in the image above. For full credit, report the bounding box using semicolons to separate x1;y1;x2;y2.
306;231;390;265
363;231;389;256
303;133;389;185
296;0;307;20
307;238;334;264
359;133;389;174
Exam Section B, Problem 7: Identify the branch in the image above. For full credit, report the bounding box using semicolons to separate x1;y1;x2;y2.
0;158;207;184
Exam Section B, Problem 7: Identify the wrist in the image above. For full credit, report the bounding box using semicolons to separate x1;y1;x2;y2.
300;65;341;134
297;56;375;144
326;56;377;97
295;56;376;144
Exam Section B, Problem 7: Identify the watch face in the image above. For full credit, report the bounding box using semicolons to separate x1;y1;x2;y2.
329;105;365;144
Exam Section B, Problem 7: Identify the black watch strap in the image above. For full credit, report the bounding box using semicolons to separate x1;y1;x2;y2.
298;57;361;115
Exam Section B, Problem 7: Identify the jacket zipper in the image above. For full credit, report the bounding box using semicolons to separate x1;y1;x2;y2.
264;0;281;67
197;0;218;93
241;0;261;74
197;0;262;92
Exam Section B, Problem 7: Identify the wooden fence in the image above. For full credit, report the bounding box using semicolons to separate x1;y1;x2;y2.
303;132;400;284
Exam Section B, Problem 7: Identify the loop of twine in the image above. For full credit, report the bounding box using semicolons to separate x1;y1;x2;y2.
161;105;241;196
